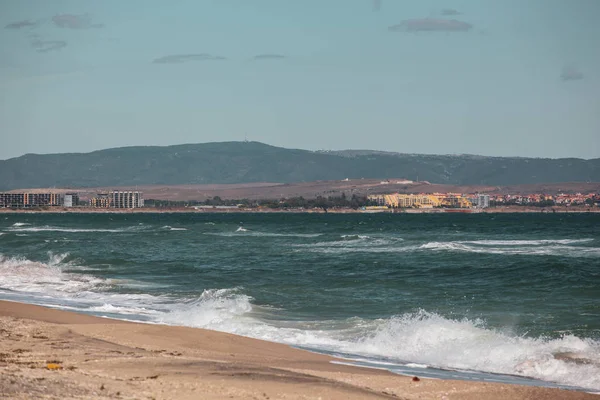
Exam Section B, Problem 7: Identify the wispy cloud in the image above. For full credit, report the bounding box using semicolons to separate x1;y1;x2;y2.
389;18;473;32
560;66;584;81
372;0;382;11
153;54;226;64
5;20;39;29
441;9;461;16
253;54;286;60
30;39;67;53
52;14;103;29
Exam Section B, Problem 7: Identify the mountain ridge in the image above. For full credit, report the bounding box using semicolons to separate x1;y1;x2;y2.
1;141;598;190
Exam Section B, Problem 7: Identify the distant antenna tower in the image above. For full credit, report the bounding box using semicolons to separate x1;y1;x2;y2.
244;134;249;143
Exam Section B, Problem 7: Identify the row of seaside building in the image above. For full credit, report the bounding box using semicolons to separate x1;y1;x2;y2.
0;191;144;209
368;193;490;209
368;192;599;208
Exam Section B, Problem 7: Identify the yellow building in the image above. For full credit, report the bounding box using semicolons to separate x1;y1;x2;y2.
369;193;471;208
441;194;472;208
369;194;443;208
90;194;111;208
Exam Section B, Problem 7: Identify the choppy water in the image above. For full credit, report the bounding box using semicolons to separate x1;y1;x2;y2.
1;213;599;392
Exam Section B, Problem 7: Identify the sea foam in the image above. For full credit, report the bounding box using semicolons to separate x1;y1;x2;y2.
7;225;151;233
1;254;599;390
153;290;600;391
420;241;600;257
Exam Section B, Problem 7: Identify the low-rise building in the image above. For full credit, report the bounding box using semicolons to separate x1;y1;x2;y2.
0;193;63;208
90;193;111;208
368;194;442;208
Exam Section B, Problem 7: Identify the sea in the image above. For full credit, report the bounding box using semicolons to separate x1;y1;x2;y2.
1;212;599;392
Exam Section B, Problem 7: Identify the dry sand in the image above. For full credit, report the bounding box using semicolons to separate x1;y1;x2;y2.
0;301;596;400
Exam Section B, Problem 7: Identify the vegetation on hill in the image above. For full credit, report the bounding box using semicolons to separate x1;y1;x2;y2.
0;141;598;190
146;193;374;211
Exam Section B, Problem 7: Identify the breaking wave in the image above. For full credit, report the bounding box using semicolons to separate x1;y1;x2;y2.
295;235;597;257
295;235;410;254
0;252;103;295
6;225;150;233
1;248;599;391
0;253;165;318
420;241;600;257
161;225;188;231
207;229;321;238
155;291;600;391
461;239;594;246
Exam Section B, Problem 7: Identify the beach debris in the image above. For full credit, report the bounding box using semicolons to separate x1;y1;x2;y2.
12;348;30;354
412;376;420;382
46;362;63;370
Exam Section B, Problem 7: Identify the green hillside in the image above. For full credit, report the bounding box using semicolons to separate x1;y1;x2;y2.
0;142;598;190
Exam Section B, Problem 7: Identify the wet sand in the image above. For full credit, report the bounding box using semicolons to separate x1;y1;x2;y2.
0;301;596;399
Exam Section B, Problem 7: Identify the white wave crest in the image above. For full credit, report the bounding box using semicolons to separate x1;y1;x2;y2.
12;222;30;227
161;225;188;231
2;268;599;390
346;311;600;391
158;288;253;329
89;303;160;316
420;241;600;257
251;232;321;238
0;252;102;294
295;235;406;254
7;225;150;233
461;239;594;246
341;234;371;240
152;292;600;390
207;230;321;238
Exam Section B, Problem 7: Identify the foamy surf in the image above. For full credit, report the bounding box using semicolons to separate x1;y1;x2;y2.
0;253;168;319
158;295;600;391
295;236;598;257
1;212;599;393
460;239;594;246
420;241;600;257
7;225;149;233
161;225;188;231
207;229;321;237
1;255;599;391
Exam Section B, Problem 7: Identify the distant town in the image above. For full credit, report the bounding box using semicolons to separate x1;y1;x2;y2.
1;188;599;213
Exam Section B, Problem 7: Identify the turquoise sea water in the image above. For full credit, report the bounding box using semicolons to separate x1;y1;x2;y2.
1;213;599;391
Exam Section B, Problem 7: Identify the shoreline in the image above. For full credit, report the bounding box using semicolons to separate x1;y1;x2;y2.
0;206;599;214
0;301;597;399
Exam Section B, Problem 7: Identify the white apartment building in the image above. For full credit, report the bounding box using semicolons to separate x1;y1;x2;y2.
477;194;490;208
111;191;144;209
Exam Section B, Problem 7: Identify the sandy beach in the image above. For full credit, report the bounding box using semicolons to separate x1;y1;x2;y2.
0;301;596;400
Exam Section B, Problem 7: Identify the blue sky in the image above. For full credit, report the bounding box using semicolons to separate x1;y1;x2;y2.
1;0;598;160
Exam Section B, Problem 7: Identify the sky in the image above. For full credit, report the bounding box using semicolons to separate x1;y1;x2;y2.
1;0;599;160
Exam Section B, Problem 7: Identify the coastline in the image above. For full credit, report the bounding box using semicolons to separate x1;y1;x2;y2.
0;205;598;214
0;301;596;399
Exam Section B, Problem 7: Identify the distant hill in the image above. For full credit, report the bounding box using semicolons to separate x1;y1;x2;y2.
0;142;598;190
